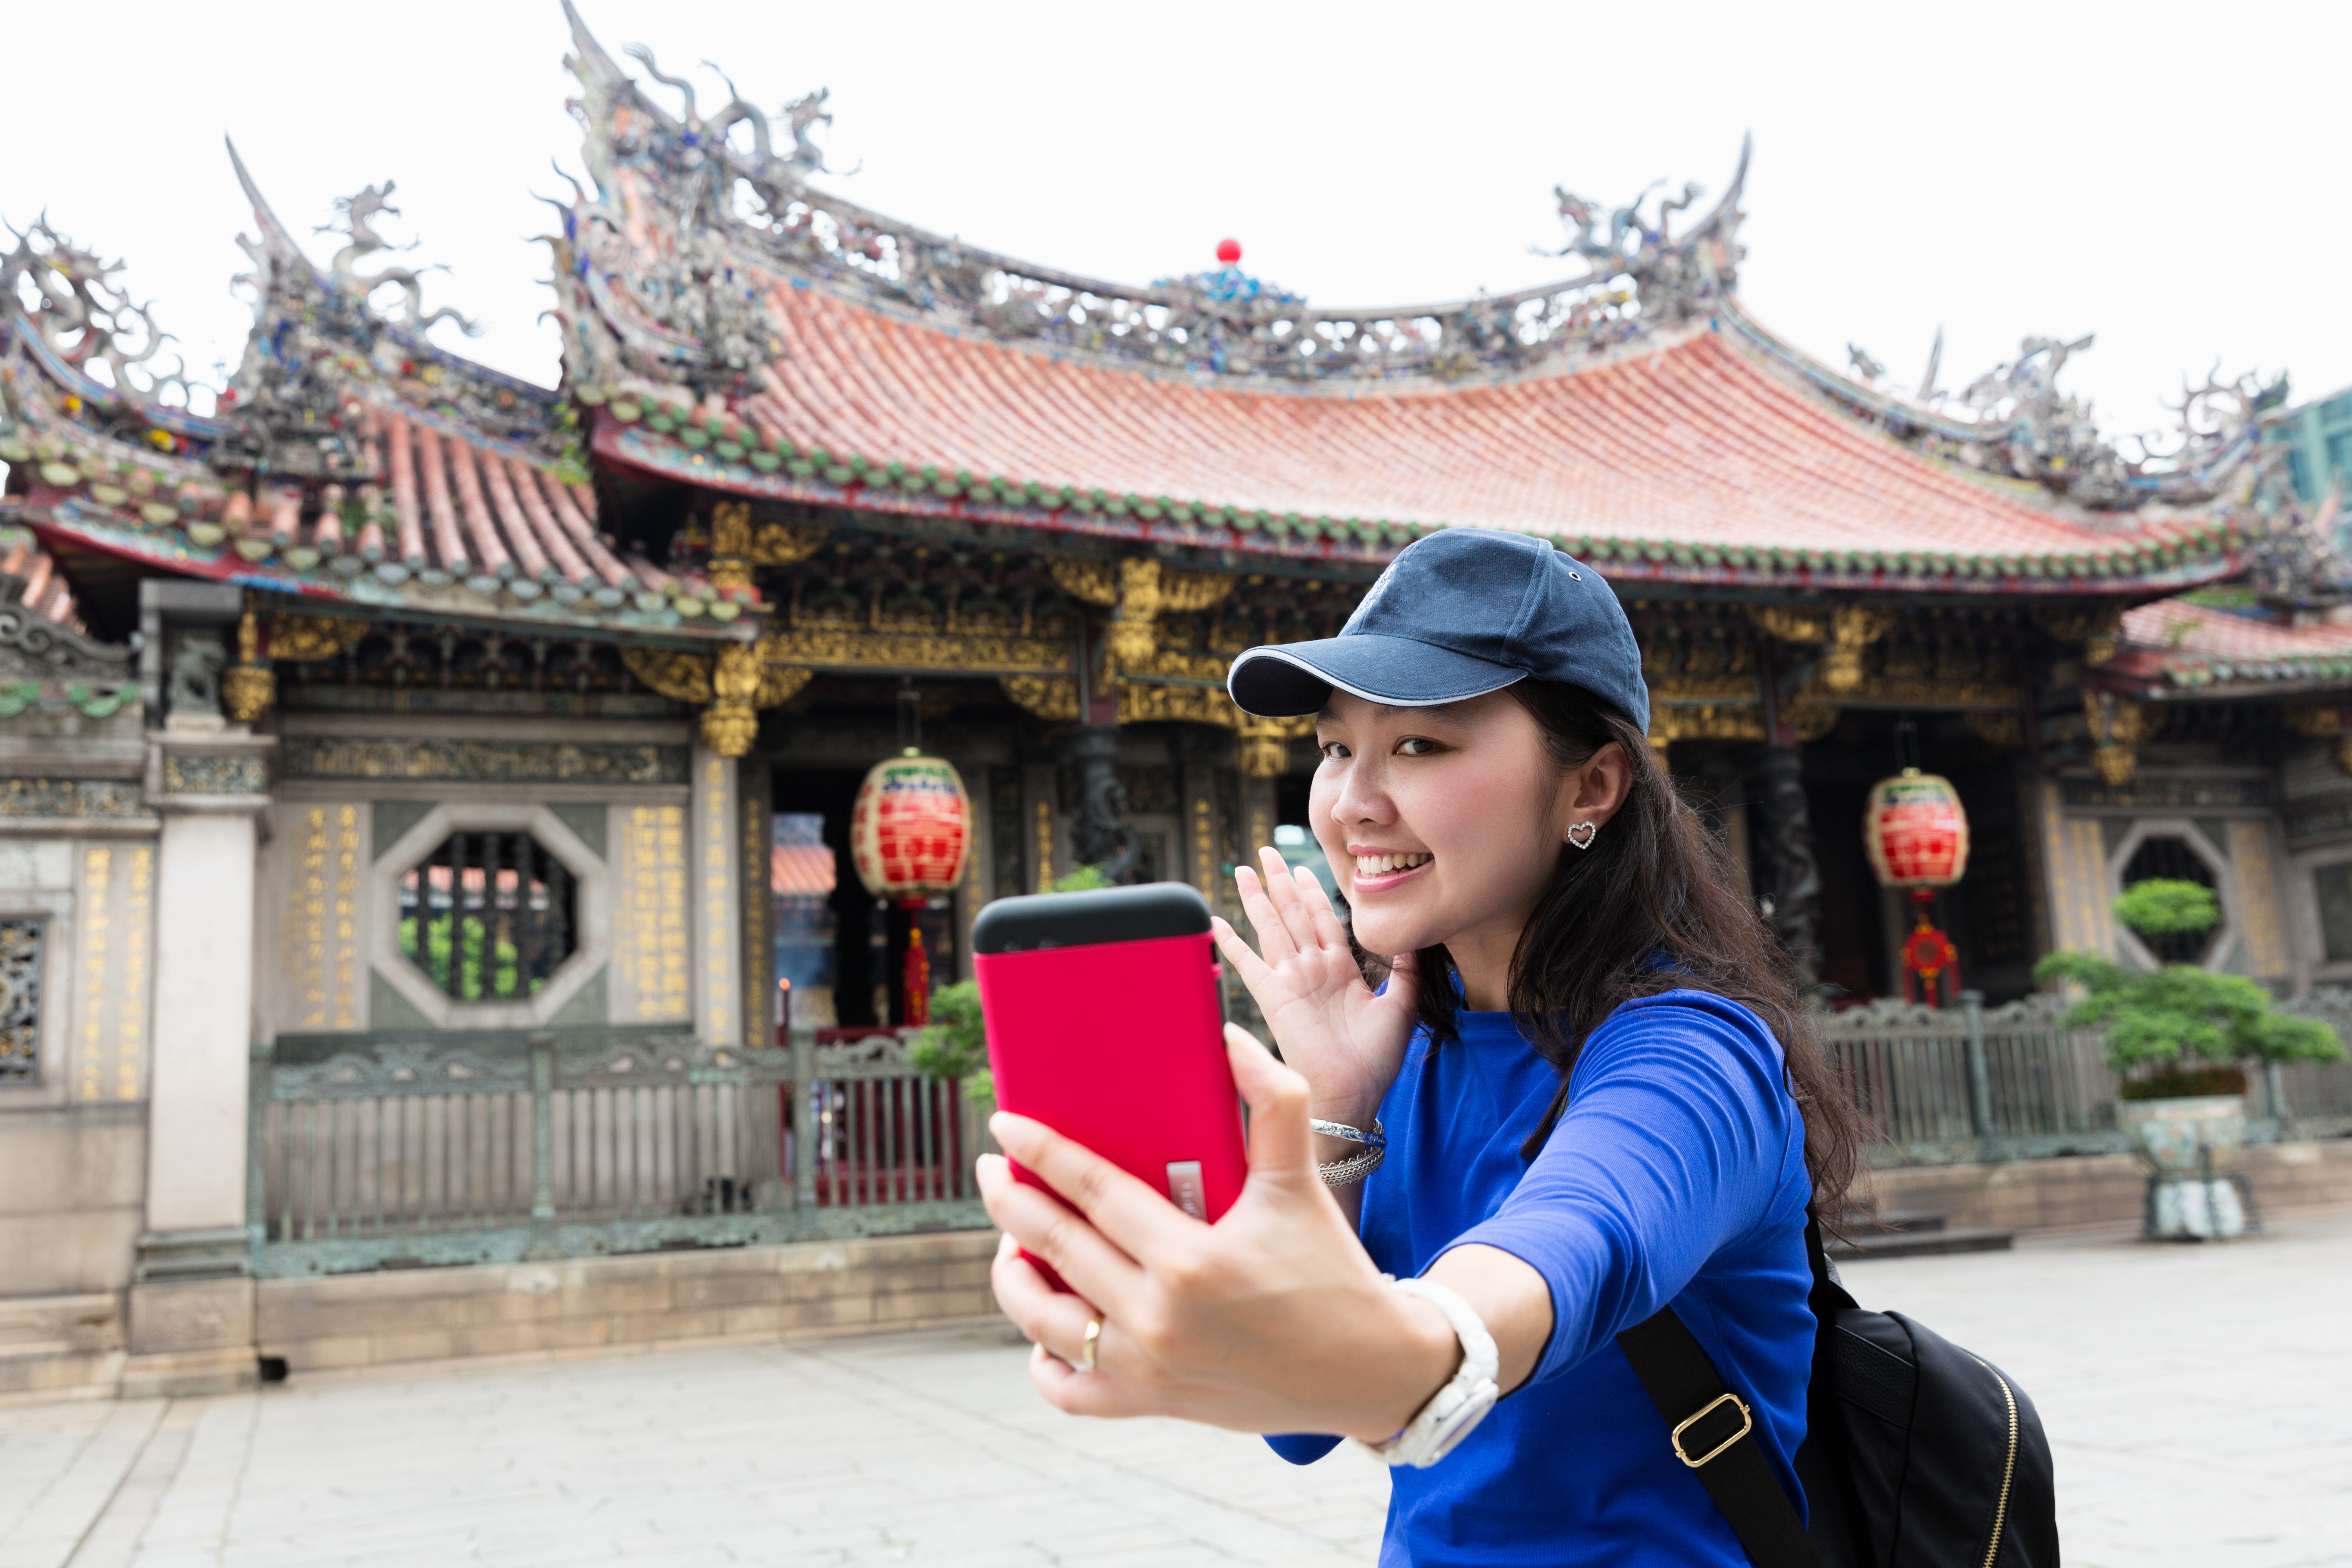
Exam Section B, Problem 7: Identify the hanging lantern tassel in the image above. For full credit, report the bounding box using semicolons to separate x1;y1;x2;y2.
1900;889;1961;1007
902;901;934;1028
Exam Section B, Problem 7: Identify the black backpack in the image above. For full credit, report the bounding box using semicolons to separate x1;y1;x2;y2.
1615;1216;2059;1567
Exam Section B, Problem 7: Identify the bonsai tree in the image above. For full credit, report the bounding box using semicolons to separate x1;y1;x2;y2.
2034;878;2345;1096
908;978;992;1109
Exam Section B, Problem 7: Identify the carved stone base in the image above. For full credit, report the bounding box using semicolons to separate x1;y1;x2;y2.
134;1225;252;1283
127;1236;258;1395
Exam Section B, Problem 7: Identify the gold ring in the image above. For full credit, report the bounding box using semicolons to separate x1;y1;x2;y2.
1076;1317;1101;1374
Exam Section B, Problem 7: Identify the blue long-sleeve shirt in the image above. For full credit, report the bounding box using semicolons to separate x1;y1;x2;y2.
1267;989;1814;1566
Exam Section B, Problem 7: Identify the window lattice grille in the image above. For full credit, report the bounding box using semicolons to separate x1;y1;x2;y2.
396;834;577;1001
0;919;42;1078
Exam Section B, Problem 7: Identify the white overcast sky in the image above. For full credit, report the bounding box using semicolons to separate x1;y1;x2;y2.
4;1;2345;448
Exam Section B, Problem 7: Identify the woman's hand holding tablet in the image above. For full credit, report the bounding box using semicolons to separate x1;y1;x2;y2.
976;1025;1463;1440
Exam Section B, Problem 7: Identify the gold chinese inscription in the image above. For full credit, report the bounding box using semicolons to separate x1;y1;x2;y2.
1191;793;1217;904
76;847;109;1103
617;804;690;1021
702;754;734;1045
282;805;362;1031
72;843;152;1101
117;846;150;1099
1033;797;1054;893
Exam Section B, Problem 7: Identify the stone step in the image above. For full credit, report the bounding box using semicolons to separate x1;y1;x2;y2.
1829;1226;2016;1261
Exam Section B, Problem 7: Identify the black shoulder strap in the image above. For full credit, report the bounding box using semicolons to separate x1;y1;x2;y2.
1616;1290;1824;1568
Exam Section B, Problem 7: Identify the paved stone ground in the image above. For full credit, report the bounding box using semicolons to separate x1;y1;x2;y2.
2;1207;2346;1568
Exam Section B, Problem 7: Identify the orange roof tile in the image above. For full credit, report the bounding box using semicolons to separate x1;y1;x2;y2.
771;842;837;897
2114;596;2352;696
601;297;2247;594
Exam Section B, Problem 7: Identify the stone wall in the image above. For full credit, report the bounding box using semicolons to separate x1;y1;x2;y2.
1861;1137;2352;1231
0;1291;123;1401
257;1230;1000;1374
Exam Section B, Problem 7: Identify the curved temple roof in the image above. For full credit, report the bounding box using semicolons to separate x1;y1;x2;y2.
552;1;2278;597
0;2;2314;654
0;147;755;644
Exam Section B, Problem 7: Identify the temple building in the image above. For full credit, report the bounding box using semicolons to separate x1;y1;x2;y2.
5;3;2351;1396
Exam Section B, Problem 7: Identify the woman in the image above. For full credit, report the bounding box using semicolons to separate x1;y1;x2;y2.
976;527;1862;1566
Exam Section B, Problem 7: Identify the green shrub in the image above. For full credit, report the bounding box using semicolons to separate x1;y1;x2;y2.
2034;950;2343;1075
909;978;992;1107
2111;878;2220;938
1051;863;1117;891
2031;875;2345;1082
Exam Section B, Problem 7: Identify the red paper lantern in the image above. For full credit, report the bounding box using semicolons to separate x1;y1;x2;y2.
850;751;971;1029
1863;768;1970;890
849;751;971;898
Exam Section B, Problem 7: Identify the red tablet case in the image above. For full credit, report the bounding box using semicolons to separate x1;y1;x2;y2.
973;886;1247;1236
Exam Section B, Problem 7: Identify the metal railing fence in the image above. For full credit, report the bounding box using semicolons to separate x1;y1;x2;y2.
249;992;2352;1274
248;1029;987;1277
1819;990;2352;1164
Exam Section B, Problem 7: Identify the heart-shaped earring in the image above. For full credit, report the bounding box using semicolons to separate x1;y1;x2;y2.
1566;821;1599;851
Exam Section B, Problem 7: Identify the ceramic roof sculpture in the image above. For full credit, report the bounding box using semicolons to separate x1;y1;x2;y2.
0;151;756;650
545;1;2294;600
3;0;2341;676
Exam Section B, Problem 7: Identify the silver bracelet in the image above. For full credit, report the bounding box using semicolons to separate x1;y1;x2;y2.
1319;1143;1385;1187
1309;1117;1386;1149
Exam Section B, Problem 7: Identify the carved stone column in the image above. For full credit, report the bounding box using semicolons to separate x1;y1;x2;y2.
691;742;744;1048
1061;726;1136;880
125;728;274;1397
1753;745;1820;983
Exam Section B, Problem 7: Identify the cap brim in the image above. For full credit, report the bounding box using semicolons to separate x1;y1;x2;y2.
1226;635;1527;717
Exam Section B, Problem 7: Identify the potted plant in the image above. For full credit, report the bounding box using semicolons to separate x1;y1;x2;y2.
2034;878;2345;1238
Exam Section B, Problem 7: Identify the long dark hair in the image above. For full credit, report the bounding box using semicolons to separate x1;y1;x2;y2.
1359;680;1863;1215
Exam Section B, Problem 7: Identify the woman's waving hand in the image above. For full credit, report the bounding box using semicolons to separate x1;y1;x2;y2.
1210;846;1419;1139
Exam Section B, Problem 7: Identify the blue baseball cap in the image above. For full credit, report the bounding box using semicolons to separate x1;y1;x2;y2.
1226;528;1648;731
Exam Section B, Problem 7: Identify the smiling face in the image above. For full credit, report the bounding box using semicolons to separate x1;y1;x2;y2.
1309;689;1591;984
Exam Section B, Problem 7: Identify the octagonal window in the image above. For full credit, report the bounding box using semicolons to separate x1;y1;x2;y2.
2121;835;2221;965
397;832;578;1001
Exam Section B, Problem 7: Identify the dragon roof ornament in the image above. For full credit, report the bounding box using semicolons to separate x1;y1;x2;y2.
1;220;194;409
225;140;563;477
0;151;755;639
1808;319;2293;515
552;0;1748;396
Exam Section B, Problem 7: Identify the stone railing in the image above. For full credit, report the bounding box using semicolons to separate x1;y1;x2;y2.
247;1028;987;1277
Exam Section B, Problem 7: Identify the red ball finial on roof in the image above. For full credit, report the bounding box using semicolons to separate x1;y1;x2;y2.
1215;238;1242;265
